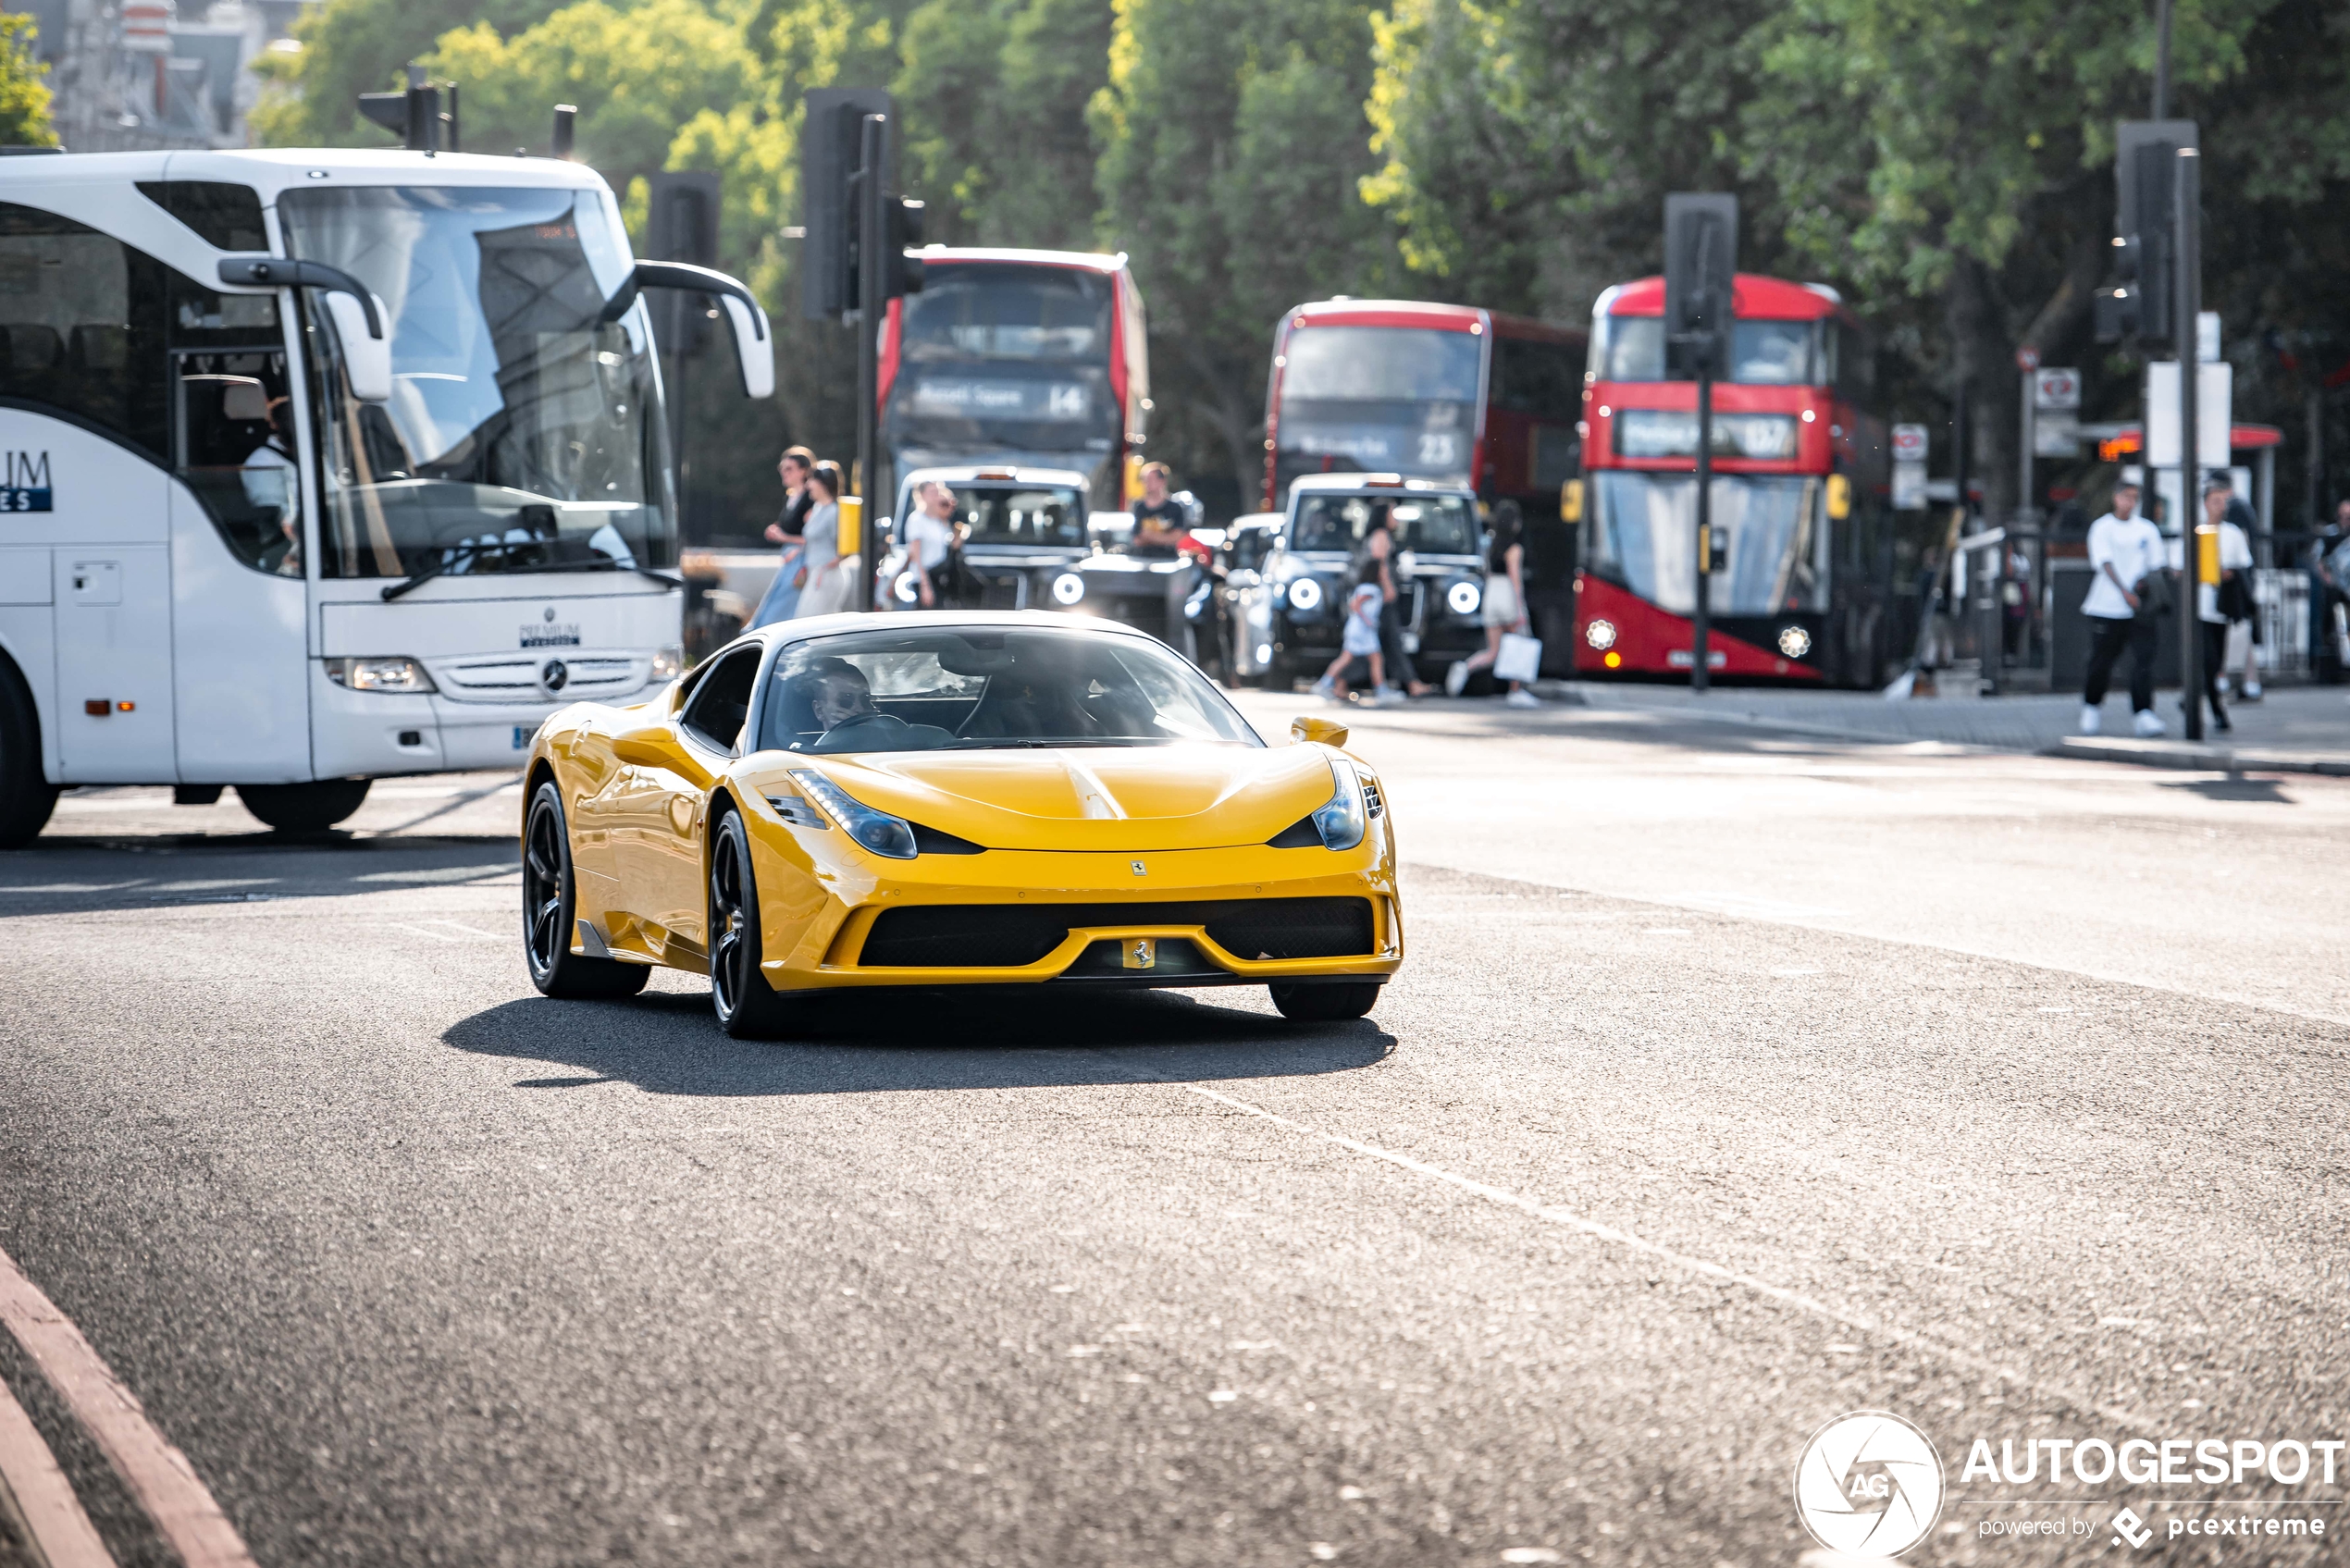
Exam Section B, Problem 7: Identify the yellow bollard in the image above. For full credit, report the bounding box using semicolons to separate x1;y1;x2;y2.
837;495;862;561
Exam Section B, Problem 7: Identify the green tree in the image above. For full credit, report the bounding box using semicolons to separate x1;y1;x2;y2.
1094;0;1402;505
252;0;571;148
0;14;56;148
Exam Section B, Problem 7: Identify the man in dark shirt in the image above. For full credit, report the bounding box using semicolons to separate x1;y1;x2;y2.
1130;462;1187;556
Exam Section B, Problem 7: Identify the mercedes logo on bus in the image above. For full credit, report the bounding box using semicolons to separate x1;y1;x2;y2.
540;660;570;695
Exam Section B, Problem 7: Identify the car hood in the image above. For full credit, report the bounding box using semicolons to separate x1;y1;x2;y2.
803;743;1339;851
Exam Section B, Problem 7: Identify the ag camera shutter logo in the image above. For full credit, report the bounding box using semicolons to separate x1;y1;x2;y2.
1793;1411;1945;1558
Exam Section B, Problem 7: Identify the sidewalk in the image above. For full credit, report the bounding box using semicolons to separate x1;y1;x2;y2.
1532;676;2350;773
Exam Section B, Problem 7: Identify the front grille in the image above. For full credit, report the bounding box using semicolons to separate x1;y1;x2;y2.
428;652;646;704
859;897;1377;969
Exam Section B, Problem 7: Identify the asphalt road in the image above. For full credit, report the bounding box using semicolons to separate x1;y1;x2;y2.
2;696;2344;1568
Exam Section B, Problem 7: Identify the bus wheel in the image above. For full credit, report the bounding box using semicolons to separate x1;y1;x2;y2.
524;782;649;1000
1268;981;1380;1022
0;657;58;848
237;779;371;834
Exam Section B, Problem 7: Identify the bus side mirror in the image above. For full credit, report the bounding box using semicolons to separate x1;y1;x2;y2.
715;294;775;400
1826;473;1852;521
618;261;774;400
322;292;394;403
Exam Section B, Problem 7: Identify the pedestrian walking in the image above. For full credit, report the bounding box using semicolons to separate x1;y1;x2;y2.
791;463;856;619
1444;500;1540;708
2220;489;2262;703
1130;463;1187;557
1351;517;1433;698
2171;475;2254;734
898;479;959;610
749;446;816;628
2079;478;2169;736
1313;579;1386;703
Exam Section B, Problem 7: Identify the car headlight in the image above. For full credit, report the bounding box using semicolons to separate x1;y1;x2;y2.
1051;572;1086;605
1286;575;1323;612
1777;623;1812;659
895;570;921;605
1310;758;1367;851
650;643;684;681
788;771;917;858
1584;618;1617;651
1447;579;1480;616
325;656;436;694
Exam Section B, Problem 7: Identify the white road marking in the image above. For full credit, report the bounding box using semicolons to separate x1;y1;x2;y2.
390;920;504;944
0;1244;257;1568
0;1368;114;1568
1175;1085;2148;1432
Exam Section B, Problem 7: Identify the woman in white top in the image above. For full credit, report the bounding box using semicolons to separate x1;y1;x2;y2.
2168;475;2255;734
898;480;959;610
1442;501;1540;708
791;463;855;619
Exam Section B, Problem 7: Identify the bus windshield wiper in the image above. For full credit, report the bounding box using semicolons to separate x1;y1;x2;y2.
381;551;680;601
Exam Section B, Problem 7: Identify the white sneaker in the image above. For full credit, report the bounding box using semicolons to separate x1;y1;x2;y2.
1504;688;1540;710
2243;681;2263;702
1443;660;1471;697
2133;709;2166;738
1369;687;1402;707
2078;704;2101;735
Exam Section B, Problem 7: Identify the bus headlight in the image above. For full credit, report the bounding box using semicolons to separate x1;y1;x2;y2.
1777;624;1812;659
1051;572;1086;605
325;656;436;694
650;643;684;681
1286;576;1322;612
1446;580;1481;616
1584;618;1617;651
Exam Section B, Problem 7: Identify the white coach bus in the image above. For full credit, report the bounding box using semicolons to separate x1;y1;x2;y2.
0;147;773;842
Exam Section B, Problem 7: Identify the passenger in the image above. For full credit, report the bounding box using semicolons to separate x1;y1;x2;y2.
243;395;301;575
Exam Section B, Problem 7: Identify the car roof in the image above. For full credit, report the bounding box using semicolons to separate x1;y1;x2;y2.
1288;474;1476;499
900;465;1093;489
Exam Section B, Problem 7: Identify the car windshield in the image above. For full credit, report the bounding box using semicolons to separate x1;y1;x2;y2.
278;185;675;579
1585;473;1825;615
756;626;1262;754
945;485;1088;548
1291;493;1478;555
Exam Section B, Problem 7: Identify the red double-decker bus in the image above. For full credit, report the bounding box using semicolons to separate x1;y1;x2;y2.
879;249;1150;510
1263;301;1588;642
1573;274;1894;685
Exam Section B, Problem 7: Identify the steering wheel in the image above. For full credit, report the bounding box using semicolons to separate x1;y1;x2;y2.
817;710;910;748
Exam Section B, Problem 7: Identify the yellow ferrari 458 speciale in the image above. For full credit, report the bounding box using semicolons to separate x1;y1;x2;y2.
520;612;1401;1036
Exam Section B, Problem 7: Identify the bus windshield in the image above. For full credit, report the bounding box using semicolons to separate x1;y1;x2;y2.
279;185;676;580
1274;325;1482;491
886;264;1118;472
1585;473;1825;615
1292;493;1478;556
1592;316;1822;386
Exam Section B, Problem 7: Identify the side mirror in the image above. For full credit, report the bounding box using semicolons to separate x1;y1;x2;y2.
1291;715;1349;748
611;722;684;770
618;261;774;400
322;291;393;403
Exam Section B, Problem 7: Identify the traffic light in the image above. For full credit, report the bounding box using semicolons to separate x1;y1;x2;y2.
1663;193;1738;378
885;196;925;301
358;67;458;152
800;87;891;321
646;171;721;352
2096;120;2195;346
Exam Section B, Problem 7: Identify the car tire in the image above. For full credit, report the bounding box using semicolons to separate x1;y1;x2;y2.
709;809;795;1039
523;781;649;1000
1268;980;1381;1022
0;656;57;849
238;778;371;834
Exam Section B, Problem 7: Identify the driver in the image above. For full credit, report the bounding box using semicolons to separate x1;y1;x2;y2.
803;658;879;732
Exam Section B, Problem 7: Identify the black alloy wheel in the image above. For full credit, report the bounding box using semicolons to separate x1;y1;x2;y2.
0;657;57;848
237;778;372;834
523;780;649;1000
1268;980;1381;1022
709;809;794;1038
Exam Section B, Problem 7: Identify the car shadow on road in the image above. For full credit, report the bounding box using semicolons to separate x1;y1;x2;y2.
442;985;1393;1096
0;837;517;917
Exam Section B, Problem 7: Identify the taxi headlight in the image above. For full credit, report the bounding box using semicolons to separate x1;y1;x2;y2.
649;643;685;681
1584;618;1618;651
1777;623;1812;659
1051;572;1086;606
325;656;436;694
788;770;916;859
1286;575;1323;612
1447;579;1481;616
